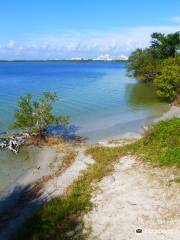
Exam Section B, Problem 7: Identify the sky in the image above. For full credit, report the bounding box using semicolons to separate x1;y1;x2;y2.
0;0;180;59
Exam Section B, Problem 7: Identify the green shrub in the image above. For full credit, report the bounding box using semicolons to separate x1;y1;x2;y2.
128;31;180;102
128;48;157;81
134;118;180;166
154;57;180;101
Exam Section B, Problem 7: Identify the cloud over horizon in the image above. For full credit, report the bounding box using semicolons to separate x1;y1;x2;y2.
0;25;179;59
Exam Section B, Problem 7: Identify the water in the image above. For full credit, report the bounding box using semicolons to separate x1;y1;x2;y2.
0;61;168;138
0;61;169;191
0;146;43;191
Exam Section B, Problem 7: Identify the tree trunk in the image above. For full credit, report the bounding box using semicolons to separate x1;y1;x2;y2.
33;132;47;145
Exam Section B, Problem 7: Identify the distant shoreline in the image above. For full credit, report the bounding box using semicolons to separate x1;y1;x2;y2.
0;59;128;62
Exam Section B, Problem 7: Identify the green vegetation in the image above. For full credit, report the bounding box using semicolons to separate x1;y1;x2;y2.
128;48;158;81
12;92;69;135
130;118;180;166
150;32;180;59
12;118;180;239
154;57;180;100
88;118;180;168
128;31;180;101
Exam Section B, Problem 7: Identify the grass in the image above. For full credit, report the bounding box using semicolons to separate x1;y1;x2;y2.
88;118;180;168
174;178;180;183
129;118;180;167
55;149;78;176
11;118;180;239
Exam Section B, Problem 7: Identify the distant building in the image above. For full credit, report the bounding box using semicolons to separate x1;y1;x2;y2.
70;57;85;61
93;54;112;61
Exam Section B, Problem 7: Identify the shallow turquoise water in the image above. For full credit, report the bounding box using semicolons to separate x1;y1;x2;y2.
0;61;168;140
0;61;169;191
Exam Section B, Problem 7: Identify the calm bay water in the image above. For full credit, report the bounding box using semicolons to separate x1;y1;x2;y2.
0;61;169;191
0;61;168;139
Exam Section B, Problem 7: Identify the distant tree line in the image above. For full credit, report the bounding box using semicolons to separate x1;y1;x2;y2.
128;31;180;101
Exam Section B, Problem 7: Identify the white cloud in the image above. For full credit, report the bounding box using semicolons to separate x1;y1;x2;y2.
0;25;179;59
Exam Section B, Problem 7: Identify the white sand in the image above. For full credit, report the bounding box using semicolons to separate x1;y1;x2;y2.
154;106;180;122
84;156;180;240
98;132;142;147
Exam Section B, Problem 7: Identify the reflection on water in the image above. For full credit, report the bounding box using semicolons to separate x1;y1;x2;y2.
126;82;160;109
125;81;169;119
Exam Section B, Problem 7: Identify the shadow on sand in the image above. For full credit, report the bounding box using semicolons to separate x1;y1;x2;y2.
0;182;85;240
0;184;44;239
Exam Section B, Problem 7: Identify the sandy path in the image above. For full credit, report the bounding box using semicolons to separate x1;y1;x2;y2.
84;155;180;240
43;147;94;198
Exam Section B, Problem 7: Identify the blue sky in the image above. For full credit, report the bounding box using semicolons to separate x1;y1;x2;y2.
0;0;180;59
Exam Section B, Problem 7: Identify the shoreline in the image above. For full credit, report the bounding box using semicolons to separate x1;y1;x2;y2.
96;105;180;146
1;105;180;193
154;105;180;122
1;105;180;195
0;105;179;239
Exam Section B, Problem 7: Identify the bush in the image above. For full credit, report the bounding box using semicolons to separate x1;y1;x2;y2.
128;48;157;81
154;57;180;101
134;118;180;166
12;92;69;135
128;31;180;102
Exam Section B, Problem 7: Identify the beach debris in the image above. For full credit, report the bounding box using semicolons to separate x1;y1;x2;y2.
136;228;142;234
0;132;30;154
